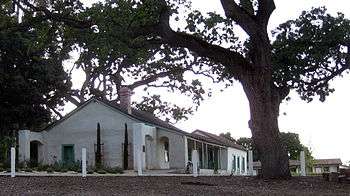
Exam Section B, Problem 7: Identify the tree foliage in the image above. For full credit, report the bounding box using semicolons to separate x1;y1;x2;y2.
0;2;72;134
272;7;350;102
236;132;314;164
219;132;236;142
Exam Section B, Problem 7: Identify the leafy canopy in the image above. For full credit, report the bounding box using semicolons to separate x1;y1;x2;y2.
0;1;72;133
236;132;313;163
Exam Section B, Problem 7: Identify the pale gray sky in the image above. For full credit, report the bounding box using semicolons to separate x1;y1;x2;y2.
72;0;350;164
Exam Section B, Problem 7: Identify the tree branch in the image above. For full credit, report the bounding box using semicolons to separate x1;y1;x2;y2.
49;107;63;119
19;0;92;29
128;69;184;89
220;0;258;36
66;95;81;106
256;0;276;26
146;1;253;79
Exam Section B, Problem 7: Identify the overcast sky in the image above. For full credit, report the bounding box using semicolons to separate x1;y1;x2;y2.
76;0;350;164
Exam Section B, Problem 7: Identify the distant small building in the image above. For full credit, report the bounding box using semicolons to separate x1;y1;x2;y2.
253;160;300;176
340;165;350;170
312;159;342;173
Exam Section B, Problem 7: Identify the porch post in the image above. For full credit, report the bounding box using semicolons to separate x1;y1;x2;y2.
300;151;306;176
192;150;199;177
133;123;144;175
184;136;188;166
205;144;208;169
201;143;204;169
218;148;221;170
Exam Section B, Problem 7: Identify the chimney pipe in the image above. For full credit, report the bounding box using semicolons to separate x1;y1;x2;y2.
119;87;132;114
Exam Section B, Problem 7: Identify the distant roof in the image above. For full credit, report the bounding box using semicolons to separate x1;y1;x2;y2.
253;160;300;168
314;159;342;166
191;130;247;151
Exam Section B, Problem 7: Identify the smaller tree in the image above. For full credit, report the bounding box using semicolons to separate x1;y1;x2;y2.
95;123;102;168
219;132;236;142
280;132;304;160
236;137;259;161
123;123;128;170
236;132;313;163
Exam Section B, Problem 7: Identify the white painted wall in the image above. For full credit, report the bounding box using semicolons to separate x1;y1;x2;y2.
28;100;188;170
133;123;187;170
42;101;136;167
227;147;247;175
157;129;186;169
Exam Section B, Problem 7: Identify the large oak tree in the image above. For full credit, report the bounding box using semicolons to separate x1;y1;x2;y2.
132;0;350;178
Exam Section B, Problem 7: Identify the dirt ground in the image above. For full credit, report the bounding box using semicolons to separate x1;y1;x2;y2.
0;176;349;196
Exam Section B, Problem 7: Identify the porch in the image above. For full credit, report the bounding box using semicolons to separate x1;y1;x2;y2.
186;138;228;171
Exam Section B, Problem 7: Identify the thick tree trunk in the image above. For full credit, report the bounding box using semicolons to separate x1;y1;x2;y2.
241;69;290;179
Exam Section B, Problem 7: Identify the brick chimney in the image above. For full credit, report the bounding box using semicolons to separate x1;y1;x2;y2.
119;87;132;114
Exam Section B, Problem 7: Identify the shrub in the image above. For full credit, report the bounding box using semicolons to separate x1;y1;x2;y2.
96;169;106;174
105;167;124;174
0;137;15;165
37;164;49;171
67;161;81;172
46;167;54;173
24;168;33;172
52;161;62;171
17;162;25;170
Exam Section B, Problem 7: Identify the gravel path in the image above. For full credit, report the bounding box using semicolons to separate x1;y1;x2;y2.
0;176;349;196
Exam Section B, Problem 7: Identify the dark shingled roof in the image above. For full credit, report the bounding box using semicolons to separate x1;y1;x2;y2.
314;159;342;166
105;100;188;134
191;130;247;151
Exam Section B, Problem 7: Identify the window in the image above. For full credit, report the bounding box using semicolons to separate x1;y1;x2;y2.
237;156;240;170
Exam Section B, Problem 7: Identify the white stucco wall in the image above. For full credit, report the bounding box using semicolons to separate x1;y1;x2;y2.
24;100;187;170
227;147;247;175
41;100;136;167
157;129;186;169
220;148;228;170
133;123;187;170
